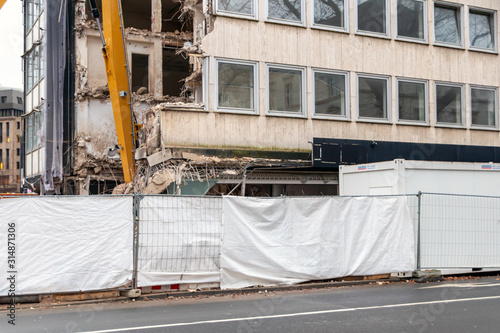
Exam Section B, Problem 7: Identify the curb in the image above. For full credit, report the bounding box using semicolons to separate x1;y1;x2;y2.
4;277;402;311
135;278;403;301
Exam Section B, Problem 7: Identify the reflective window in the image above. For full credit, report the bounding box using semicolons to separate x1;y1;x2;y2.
268;0;303;23
469;10;495;50
434;4;462;45
314;71;348;117
358;75;390;120
313;0;346;30
217;60;257;112
398;80;427;122
357;0;388;35
435;84;463;125
397;0;425;40
215;0;256;18
471;87;496;127
268;66;304;114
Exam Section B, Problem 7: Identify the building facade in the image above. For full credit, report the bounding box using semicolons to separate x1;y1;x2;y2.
23;0;500;195
0;89;24;193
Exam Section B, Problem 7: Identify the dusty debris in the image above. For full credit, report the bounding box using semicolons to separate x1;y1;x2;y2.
75;85;110;101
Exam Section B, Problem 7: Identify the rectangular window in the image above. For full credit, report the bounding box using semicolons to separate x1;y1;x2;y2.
215;0;257;19
0;123;2;143
0;149;2;170
267;65;305;115
435;83;464;126
267;0;304;25
357;74;390;121
313;70;349;118
26;116;33;152
6;149;9;170
17;97;22;104
313;0;347;32
17;122;20;130
471;87;497;128
17;148;20;156
357;0;389;36
397;0;426;41
0;96;6;103
131;54;149;93
216;60;257;113
469;9;496;51
434;3;462;46
6;122;9;143
397;79;427;123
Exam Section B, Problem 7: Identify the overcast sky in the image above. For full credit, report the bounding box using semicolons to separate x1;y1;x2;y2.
0;0;23;89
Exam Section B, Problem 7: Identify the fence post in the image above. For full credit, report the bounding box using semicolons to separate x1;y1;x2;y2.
132;193;140;289
416;191;422;270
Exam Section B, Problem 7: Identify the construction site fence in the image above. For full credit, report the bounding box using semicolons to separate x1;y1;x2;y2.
416;192;500;270
1;192;500;295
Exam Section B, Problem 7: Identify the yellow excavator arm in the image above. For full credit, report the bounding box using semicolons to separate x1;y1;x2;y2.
88;0;138;183
0;0;6;11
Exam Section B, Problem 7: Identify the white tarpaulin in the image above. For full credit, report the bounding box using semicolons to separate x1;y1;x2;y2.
0;196;133;296
221;196;415;289
137;196;222;287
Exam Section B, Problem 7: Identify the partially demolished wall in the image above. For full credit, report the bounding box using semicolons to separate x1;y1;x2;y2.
71;0;212;194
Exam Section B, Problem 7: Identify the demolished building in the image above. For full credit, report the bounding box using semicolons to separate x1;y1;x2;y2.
23;0;500;195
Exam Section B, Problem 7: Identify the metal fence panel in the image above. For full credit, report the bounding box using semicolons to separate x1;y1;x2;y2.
419;193;500;269
136;195;223;287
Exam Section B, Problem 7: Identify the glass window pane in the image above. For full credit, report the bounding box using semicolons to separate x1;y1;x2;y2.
436;85;462;124
314;0;345;28
435;5;460;44
470;12;494;49
218;62;254;110
315;72;346;116
268;0;302;22
358;0;386;34
471;88;496;126
217;0;254;15
397;0;424;39
269;68;302;113
399;81;426;121
34;112;39;148
358;77;387;119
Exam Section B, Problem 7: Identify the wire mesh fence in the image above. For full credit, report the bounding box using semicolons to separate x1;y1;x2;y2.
135;195;223;287
418;192;500;269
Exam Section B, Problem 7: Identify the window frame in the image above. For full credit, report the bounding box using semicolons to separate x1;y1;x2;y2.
266;63;307;118
356;73;392;123
355;0;391;39
395;0;428;44
266;0;306;27
396;78;429;125
434;82;465;128
312;68;350;121
433;1;464;49
214;58;259;115
311;0;349;33
469;85;498;130
214;0;258;20
468;7;497;53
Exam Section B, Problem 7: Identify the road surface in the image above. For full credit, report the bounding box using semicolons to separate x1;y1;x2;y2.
5;276;500;332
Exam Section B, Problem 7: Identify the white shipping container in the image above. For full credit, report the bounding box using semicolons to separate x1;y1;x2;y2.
339;159;500;196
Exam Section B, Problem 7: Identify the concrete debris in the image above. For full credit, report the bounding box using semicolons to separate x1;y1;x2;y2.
75;85;190;104
143;169;176;194
75;85;110;101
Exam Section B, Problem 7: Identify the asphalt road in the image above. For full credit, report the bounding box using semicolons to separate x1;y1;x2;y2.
5;276;500;333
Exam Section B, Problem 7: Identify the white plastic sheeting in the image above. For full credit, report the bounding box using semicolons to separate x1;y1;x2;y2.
221;196;415;289
0;196;133;296
137;196;222;287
